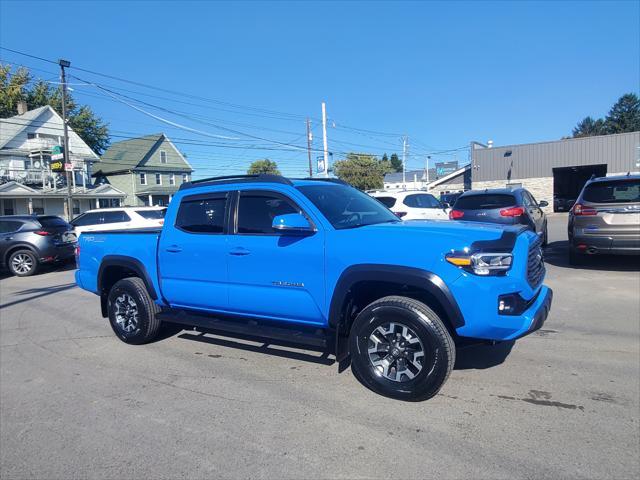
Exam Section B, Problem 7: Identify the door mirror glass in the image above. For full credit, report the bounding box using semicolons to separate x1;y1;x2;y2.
272;213;313;235
538;200;549;208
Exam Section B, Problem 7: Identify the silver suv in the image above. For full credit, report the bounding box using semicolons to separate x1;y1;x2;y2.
568;174;640;264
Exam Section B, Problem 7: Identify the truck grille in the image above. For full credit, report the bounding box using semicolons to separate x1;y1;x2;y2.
527;236;545;288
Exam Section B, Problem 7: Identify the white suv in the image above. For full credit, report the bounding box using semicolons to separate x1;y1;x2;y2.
369;190;449;220
70;207;166;235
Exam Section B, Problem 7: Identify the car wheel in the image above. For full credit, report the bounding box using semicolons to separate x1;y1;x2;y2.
349;295;455;401
8;250;39;277
107;277;161;345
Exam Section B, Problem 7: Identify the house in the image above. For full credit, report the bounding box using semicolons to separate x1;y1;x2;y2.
0;104;125;219
93;133;193;206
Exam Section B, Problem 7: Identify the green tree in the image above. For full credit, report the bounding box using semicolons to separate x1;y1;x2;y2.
333;153;393;190
247;159;281;175
0;64;110;154
572;116;606;138
604;93;640;134
389;153;402;172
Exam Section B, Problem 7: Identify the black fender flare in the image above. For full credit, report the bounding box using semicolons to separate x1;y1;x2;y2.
98;256;158;316
3;243;40;265
329;263;465;332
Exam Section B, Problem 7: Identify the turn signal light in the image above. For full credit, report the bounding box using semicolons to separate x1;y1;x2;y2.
572;204;597;216
449;209;464;219
499;206;525;217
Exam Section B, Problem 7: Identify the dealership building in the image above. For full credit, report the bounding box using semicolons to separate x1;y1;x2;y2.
469;131;640;212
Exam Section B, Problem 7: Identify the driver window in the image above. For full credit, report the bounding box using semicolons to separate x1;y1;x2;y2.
237;192;299;235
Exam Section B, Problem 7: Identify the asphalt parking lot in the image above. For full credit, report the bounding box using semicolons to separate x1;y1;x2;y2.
1;214;639;479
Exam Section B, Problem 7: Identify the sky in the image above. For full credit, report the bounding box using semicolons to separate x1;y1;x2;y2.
1;0;638;178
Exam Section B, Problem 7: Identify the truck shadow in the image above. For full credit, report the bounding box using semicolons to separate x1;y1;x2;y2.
454;340;515;370
174;327;335;366
544;241;640;272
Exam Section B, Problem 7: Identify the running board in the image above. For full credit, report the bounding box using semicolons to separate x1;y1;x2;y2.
157;309;330;349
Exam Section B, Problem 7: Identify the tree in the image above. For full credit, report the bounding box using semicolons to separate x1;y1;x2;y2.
604;93;640;134
572;116;606;138
0;64;110;154
333;153;393;190
389;153;403;172
247;159;281;175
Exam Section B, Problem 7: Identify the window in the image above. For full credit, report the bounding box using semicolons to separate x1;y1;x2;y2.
101;210;131;224
376;196;397;208
98;198;121;208
583;179;640;203
237;192;299;234
176;195;227;233
70;212;101;227
454;194;516;210
0;220;23;234
73;200;80;215
160;150;167;164
37;216;70;228
169;173;175;185
135;209;166;219
140;173;147;185
403;194;442;209
32;198;44;215
182;174;189;183
155;173;162;185
297;184;399;230
2;199;15;215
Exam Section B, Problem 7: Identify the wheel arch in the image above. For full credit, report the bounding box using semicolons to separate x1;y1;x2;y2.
98;255;158;317
4;243;39;266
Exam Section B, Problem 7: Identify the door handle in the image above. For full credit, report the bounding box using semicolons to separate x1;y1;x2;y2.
229;247;251;256
165;245;182;253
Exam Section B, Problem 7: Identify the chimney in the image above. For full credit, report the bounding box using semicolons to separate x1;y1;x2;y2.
17;101;28;115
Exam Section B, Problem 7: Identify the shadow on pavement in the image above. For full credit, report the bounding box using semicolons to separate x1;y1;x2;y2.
454;340;515;370
0;282;77;309
544;241;640;272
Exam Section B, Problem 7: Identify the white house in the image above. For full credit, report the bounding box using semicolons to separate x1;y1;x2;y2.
0;104;125;219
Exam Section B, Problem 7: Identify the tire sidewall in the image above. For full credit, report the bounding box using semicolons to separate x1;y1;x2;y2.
8;250;38;277
349;300;453;401
107;280;152;344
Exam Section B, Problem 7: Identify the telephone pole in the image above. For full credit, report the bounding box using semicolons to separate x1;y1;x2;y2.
321;102;329;177
59;58;73;220
402;135;408;185
306;118;313;177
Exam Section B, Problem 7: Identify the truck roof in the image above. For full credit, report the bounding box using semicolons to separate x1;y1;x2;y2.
180;174;347;190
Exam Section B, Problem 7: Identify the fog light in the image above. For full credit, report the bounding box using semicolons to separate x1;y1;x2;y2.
498;293;522;316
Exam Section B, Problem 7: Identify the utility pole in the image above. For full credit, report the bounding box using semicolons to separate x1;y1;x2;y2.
321;102;329;177
59;58;73;221
402;135;408;185
306;118;313;177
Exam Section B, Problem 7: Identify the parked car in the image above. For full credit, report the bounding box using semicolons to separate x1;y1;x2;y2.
554;196;576;212
0;215;76;277
450;188;549;244
369;190;449;220
568;174;640;264
76;174;552;401
70;207;166;235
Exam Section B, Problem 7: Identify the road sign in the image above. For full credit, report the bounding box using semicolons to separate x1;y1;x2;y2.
64;163;73;172
50;161;64;172
51;145;64;161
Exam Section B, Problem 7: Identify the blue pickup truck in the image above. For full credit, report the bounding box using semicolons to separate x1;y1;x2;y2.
76;174;552;401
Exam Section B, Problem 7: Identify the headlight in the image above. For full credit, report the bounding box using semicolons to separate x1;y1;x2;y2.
446;251;513;276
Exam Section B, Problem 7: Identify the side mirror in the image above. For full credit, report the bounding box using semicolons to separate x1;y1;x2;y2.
538;200;549;208
272;213;314;235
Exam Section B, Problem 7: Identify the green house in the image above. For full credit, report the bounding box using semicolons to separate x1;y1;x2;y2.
93;133;193;206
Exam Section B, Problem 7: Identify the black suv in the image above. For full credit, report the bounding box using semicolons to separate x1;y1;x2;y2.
450;188;549;244
0;215;76;277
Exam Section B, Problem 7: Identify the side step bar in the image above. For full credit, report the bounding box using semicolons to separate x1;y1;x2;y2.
157;309;330;349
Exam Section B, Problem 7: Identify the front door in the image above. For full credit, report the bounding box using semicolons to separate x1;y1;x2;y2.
227;189;325;326
158;191;230;311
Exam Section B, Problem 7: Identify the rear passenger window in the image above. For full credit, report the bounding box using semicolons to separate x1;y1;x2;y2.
403;194;441;208
101;211;131;224
176;196;227;233
376;196;397;208
0;220;22;233
71;212;100;227
237;193;299;234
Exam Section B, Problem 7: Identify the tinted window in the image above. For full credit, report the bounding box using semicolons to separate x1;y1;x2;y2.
101;211;131;224
37;216;69;228
297;184;399;229
176;196;226;233
0;220;23;233
376;196;397;208
71;212;101;227
136;209;166;219
237;193;298;234
455;194;516;210
583;179;640;203
403;194;441;208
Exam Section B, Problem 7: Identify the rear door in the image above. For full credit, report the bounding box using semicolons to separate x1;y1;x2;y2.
0;220;24;265
402;193;448;220
158;191;231;311
98;210;133;231
522;191;544;234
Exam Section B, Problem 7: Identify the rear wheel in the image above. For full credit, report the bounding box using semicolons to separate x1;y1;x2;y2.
107;277;161;344
349;296;455;401
8;250;38;277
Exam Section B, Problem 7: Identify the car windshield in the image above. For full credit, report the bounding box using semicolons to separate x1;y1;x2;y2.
297;184;400;229
136;209;166;219
582;179;640;203
454;194;516;210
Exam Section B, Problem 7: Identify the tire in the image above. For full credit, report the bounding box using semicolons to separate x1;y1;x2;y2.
348;295;455;401
107;277;161;345
8;250;39;277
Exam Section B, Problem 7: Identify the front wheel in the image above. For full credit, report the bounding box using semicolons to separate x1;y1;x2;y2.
349;296;455;401
107;277;161;344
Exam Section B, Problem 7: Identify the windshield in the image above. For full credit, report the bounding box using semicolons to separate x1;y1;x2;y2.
297;184;400;229
583;179;640;203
